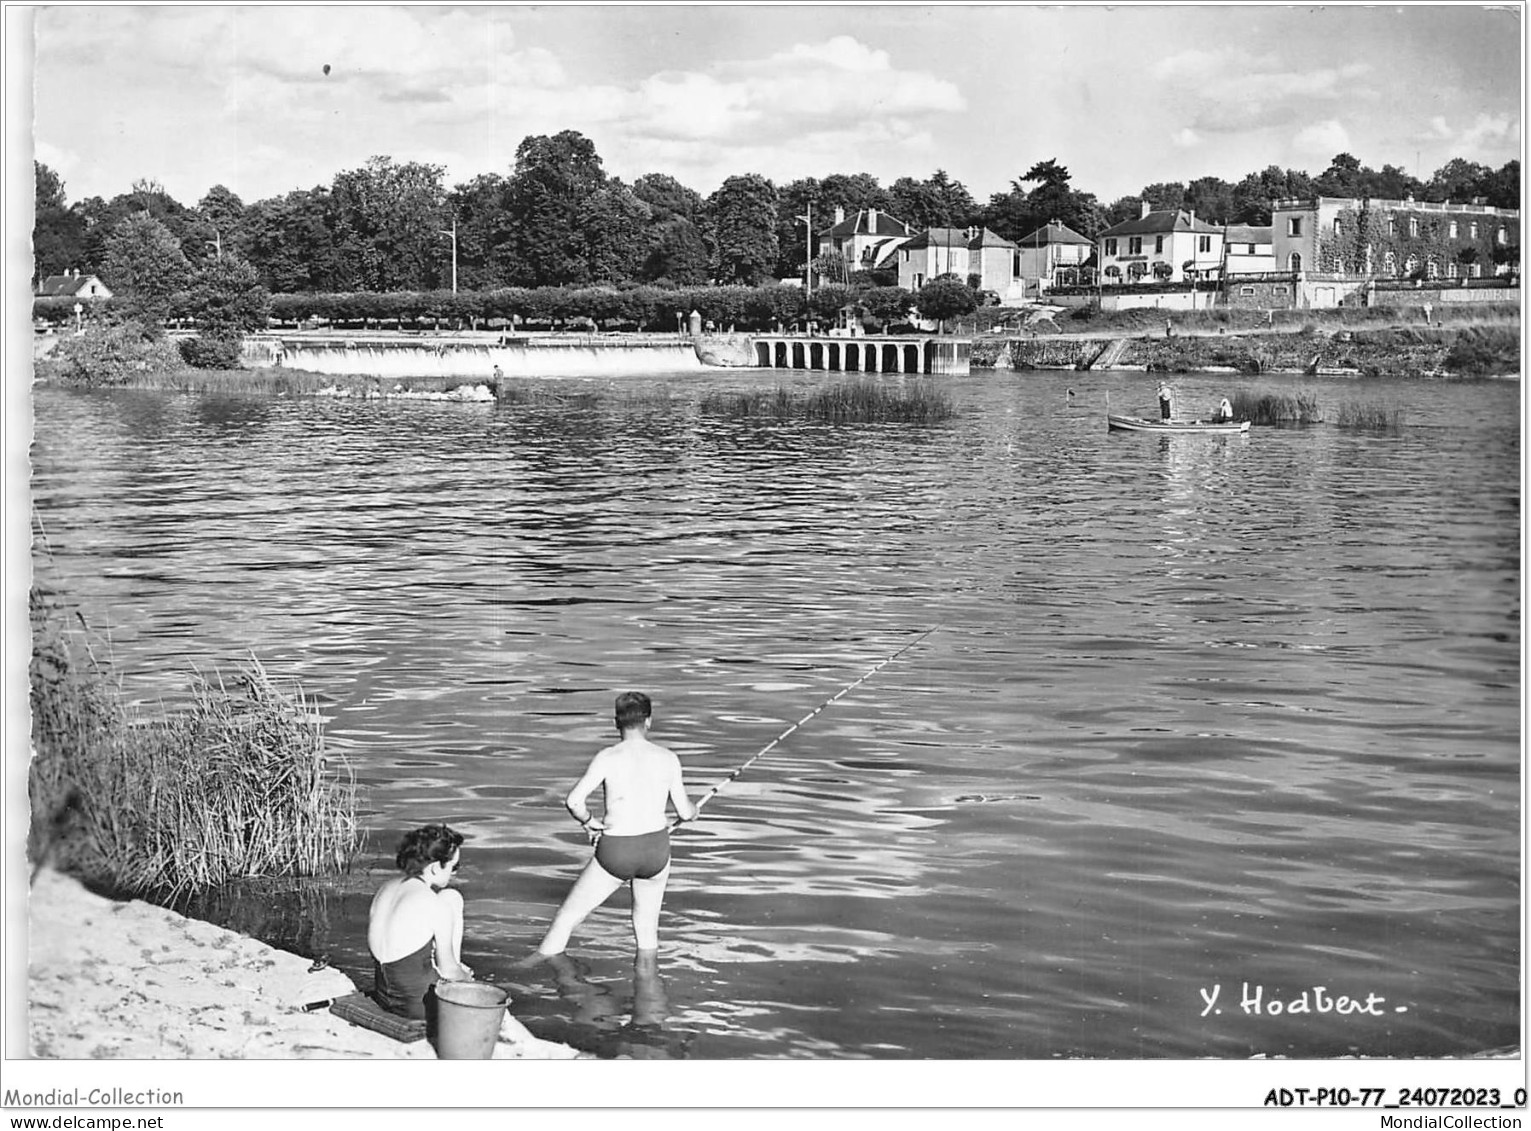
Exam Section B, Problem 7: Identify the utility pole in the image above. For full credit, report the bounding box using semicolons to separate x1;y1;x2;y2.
440;217;458;293
797;201;813;298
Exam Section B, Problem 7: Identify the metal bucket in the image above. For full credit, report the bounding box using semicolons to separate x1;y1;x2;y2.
431;981;508;1060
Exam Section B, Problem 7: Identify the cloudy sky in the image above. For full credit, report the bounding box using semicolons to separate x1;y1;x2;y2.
23;4;1525;211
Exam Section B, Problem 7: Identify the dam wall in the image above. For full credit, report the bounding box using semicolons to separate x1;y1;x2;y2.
244;334;705;379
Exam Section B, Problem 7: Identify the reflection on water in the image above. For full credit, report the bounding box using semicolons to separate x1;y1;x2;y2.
29;370;1520;1059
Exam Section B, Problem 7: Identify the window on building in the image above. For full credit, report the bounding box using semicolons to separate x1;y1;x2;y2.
1404;255;1418;277
1154;235;1164;254
1104;265;1121;278
1105;238;1117;256
1128;236;1142;254
1497;227;1507;244
1387;216;1397;236
1240;286;1255;296
1287;217;1302;236
1409;217;1419;237
1198;235;1211;253
1333;218;1342;235
1469;263;1482;278
1426;259;1439;279
1384;251;1397;276
1470;221;1479;239
1448;220;1459;238
1289;252;1302;272
913;273;924;288
1246;243;1256;254
1447;262;1459;278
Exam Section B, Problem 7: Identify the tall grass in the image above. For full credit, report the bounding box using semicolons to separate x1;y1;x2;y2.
700;378;955;423
1334;400;1406;433
29;584;358;897
1230;388;1322;425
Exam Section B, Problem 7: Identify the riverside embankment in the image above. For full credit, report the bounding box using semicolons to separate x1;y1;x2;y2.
989;321;1519;378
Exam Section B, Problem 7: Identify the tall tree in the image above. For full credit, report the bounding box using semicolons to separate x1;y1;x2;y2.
581;180;652;285
632;173;705;223
1230;166;1315;225
710;173;779;285
183;254;271;336
328;156;449;290
503;130;607;287
32;161;86;283
889;170;978;229
239;187;338;292
102;212;190;324
446;173;515;290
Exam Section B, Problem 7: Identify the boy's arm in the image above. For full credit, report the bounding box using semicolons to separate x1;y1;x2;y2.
669;754;698;823
565;752;608;830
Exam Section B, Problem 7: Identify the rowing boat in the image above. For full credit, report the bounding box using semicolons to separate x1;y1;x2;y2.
1107;413;1250;434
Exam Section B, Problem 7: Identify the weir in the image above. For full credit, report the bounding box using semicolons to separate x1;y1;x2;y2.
749;334;969;376
243;334;705;379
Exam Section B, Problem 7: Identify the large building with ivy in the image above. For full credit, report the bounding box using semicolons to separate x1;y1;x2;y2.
1271;196;1519;282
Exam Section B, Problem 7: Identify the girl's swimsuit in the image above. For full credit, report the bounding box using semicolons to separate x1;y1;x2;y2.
595;828;671;881
373;939;436;1020
371;879;438;1019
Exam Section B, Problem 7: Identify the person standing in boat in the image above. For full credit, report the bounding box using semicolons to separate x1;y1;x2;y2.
1157;381;1176;421
532;691;698;959
1216;397;1235;423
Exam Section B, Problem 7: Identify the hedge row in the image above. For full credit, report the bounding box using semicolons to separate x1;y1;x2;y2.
35;284;895;332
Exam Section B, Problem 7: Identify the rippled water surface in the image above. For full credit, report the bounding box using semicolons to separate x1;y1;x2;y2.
29;369;1520;1059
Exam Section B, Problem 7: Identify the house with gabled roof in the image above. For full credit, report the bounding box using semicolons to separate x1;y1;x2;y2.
1221;224;1274;276
817;207;913;277
897;226;1025;303
37;269;113;299
1096;204;1224;284
1015;220;1093;295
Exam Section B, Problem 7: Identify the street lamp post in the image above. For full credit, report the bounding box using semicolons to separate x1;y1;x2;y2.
439;218;458;293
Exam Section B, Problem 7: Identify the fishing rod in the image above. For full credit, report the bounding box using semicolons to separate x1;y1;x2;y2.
671;626;938;830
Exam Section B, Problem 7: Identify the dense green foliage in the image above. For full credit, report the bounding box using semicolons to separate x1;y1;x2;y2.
47;320;186;386
35;141;1518;303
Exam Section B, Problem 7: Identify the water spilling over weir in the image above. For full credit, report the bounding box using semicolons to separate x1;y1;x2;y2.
243;333;705;379
241;331;970;379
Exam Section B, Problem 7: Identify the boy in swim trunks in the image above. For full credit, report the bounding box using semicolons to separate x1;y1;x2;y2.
534;691;698;957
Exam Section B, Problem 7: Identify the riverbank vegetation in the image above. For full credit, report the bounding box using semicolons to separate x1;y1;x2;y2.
29;579;359;897
1231;389;1322;425
699;378;956;423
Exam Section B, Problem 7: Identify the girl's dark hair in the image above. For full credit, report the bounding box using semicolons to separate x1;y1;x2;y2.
396;824;464;876
615;691;652;732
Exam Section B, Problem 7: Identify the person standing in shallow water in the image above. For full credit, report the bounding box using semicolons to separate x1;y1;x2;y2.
533;692;698;957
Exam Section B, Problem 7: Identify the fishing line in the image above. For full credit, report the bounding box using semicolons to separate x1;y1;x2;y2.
672;626;938;830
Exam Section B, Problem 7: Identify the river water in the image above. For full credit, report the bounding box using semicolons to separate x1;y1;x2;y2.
27;367;1521;1060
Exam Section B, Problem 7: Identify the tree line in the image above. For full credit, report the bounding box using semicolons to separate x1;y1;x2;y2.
34;132;1520;298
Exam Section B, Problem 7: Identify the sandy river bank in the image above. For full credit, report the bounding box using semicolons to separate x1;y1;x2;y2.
25;868;582;1060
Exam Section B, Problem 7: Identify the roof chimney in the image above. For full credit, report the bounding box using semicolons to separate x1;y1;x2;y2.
835;206;845;224
866;207;878;232
1140;200;1152;219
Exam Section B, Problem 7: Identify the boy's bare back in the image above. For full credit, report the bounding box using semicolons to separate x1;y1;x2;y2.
588;735;685;835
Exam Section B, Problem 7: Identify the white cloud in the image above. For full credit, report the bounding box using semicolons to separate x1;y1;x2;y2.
1293;119;1352;156
1171;128;1202;148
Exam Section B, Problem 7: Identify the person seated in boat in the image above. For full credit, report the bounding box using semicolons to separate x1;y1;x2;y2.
1215;397;1235;423
1157;381;1176;421
368;823;474;1020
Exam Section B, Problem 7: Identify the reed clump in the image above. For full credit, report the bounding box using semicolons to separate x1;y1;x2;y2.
29;587;358;897
700;379;955;423
1230;388;1321;425
1333;400;1406;433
